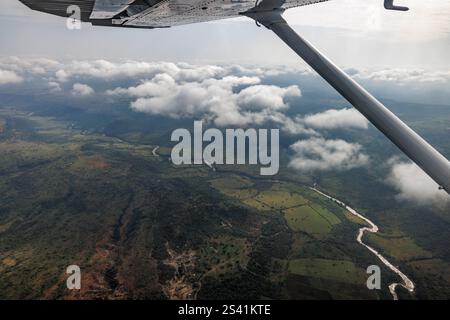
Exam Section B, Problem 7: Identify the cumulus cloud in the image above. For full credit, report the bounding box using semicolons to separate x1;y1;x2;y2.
0;56;60;74
0;57;319;134
108;72;307;131
100;62;378;136
48;81;61;93
54;60;228;83
0;57;378;140
386;160;450;205
300;108;369;130
50;60;450;84
71;83;94;96
0;58;223;83
352;68;450;83
288;137;369;171
55;69;70;82
236;85;301;111
2;56;450;88
106;73;178;97
0;69;23;85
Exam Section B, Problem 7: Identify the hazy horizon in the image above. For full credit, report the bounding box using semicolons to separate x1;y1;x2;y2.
0;0;449;69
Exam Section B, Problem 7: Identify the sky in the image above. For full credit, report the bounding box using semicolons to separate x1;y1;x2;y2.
0;0;450;203
1;55;450;203
1;0;450;68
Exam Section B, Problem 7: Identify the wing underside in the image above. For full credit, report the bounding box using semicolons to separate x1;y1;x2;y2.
19;0;329;28
121;0;329;28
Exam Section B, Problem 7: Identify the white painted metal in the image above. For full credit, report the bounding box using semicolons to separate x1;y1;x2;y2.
123;0;328;27
245;9;450;193
90;0;135;19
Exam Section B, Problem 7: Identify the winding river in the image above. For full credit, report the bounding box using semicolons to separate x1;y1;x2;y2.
310;187;415;300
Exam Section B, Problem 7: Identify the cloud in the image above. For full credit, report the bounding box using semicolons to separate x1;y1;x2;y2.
109;72;307;131
106;73;178;97
56;60;175;82
0;56;60;74
49;60;450;84
54;60;228;82
55;69;69;82
48;81;61;93
352;68;450;83
7;57;434;140
236;85;301;111
71;83;94;96
3;56;450;90
101;62;379;136
301;108;368;130
288;137;369;171
386;160;450;205
0;69;23;85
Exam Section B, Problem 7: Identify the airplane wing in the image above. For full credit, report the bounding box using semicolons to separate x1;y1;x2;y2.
19;0;329;28
121;0;329;28
18;0;450;194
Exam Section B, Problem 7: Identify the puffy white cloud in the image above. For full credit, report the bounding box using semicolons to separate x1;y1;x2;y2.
174;62;228;82
57;60;159;81
55;69;69;82
54;60;228;83
288;137;369;171
0;69;23;85
352;68;450;83
386;160;450;205
48;81;61;93
276;115;318;136
0;57;232;83
107;73;178;97
236;85;301;111
71;83;94;96
301;108;369;130
130;80;213;118
110;72;305;130
0;56;61;74
101;63;378;136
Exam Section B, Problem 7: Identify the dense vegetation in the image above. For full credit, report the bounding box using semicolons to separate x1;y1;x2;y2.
0;88;449;300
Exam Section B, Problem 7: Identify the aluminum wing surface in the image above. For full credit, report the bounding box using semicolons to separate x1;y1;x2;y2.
19;0;329;28
90;0;135;19
121;0;329;28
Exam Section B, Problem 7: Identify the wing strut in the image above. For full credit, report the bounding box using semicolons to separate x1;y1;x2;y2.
245;9;450;194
